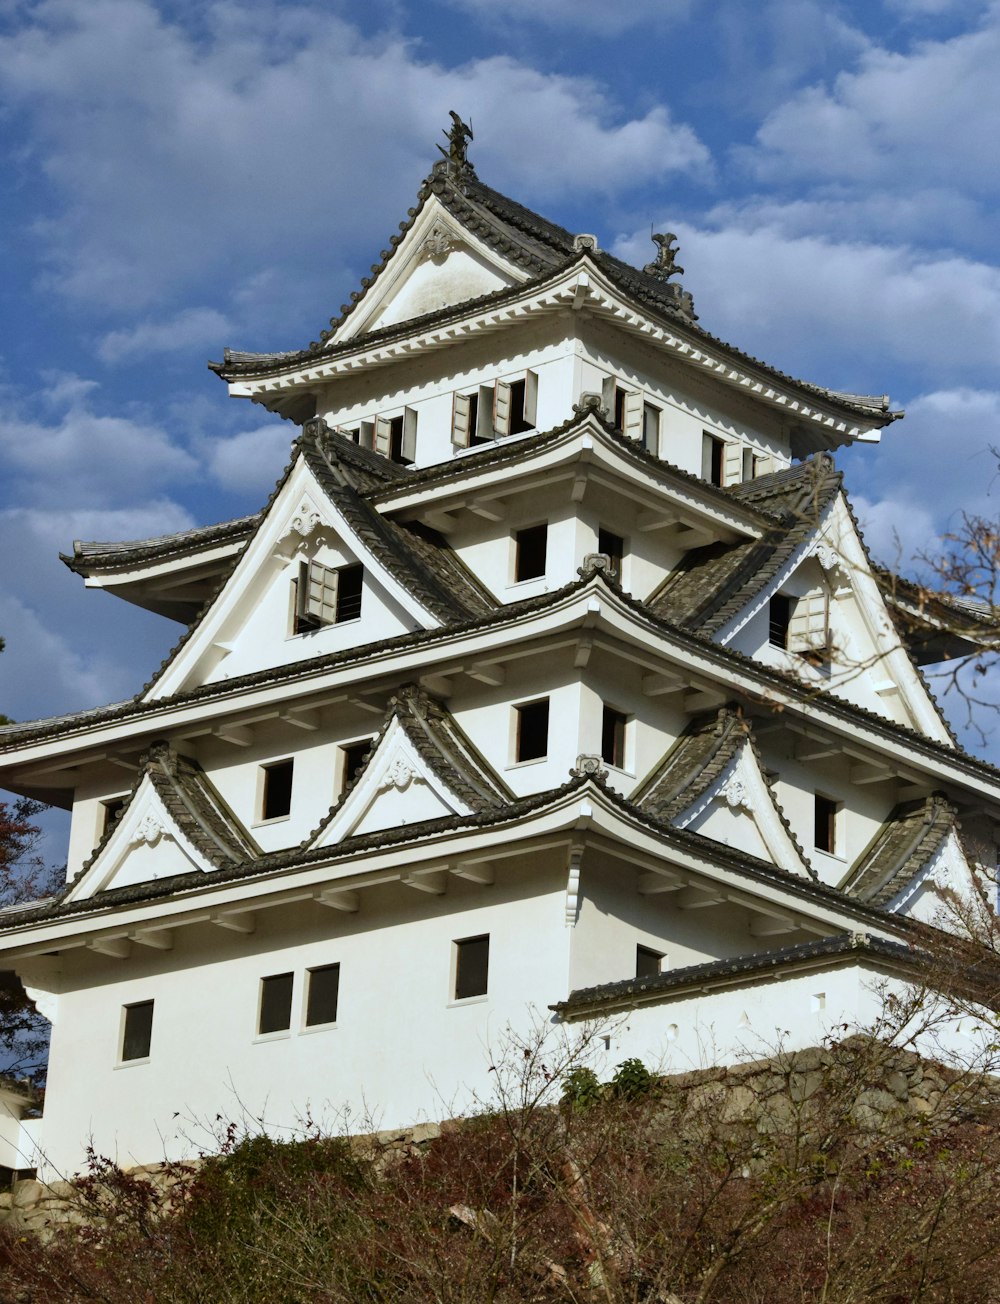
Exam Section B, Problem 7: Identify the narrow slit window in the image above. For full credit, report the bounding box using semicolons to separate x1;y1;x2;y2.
769;594;792;648
261;759;294;821
121;1000;154;1062
636;946;663;979
598;528;624;577
258;973;294;1035
305;964;340;1027
515;698;549;762
514;523;547;582
601;705;628;769
339;739;371;793
102;797;126;836
814;794;841;855
702;432;725;487
454;935;489;1000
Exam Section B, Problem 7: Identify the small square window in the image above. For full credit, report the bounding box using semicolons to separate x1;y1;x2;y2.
601;705;628;768
598;528;624;577
258;973;294;1035
305;964;340;1027
515;698;549;762
121;1000;153;1062
260;759;294;821
769;594;792;648
814;794;841;855
454;935;489;1000
636;946;663;979
294;561;364;633
514;523;547;582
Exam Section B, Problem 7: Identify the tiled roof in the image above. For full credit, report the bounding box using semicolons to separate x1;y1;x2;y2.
61;514;259;575
648;455;842;634
69;744;261;892
551;933;918;1015
210;165;899;431
305;684;514;845
839;794;959;909
633;706;747;819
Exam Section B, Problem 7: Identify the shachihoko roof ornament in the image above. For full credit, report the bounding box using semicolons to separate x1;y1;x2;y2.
644;230;696;321
434;110;475;178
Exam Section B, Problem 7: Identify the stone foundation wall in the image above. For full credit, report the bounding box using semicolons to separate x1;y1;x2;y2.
1;1041;992;1237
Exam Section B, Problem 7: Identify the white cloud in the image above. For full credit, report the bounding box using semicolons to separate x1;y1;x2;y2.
0;375;198;506
204;425;297;495
98;307;232;364
613;220;1000;389
744;8;1000;195
0;0;710;313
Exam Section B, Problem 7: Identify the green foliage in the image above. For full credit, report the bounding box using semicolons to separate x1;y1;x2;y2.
560;1064;602;1110
611;1056;658;1101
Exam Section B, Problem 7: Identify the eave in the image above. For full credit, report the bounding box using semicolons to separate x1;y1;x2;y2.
0;780;902;963
4;576;1000;812
217;257;898;447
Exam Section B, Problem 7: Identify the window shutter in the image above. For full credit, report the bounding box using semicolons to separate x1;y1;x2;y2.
296;560;310;628
401;407;418;462
788;590;829;652
623;391;643;441
494;380;512;437
523;370;538;427
723;442;743;487
305;561;340;627
601;375;616;420
374;416;392;457
477;385;495;440
754;454;775;477
452;392;472;448
358;421;375;451
701;432;716;481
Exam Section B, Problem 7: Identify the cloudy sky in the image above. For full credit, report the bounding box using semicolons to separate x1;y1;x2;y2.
2;0;999;817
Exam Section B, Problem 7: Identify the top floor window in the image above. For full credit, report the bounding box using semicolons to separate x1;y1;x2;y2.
339;409;416;464
702;432;725;487
453;372;538;447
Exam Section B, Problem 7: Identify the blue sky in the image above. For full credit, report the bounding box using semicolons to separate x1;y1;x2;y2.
2;0;1000;795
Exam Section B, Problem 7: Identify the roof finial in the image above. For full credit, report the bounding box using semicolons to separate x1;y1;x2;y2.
644;230;684;281
643;229;697;321
436;110;474;172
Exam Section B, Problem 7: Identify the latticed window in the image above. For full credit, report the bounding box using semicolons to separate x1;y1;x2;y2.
294;561;363;633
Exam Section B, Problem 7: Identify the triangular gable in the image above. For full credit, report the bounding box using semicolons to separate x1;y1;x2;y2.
703;477;953;744
64;749;259;902
333;193;526;343
144;430;488;701
309;686;511;848
634;709;813;879
839;794;979;924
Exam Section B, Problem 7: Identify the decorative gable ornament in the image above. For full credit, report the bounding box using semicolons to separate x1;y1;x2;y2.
419;223;459;264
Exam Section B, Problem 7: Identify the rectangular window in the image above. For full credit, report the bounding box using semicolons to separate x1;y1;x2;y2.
294;561;364;632
339;739;371;793
787;590;830;658
702;432;725;487
515;698;549;762
121;1000;153;1062
742;447;755;482
494;372;537;436
514;523;547;582
814;794;841;855
454;935;489;1001
601;705;628;768
636;946;663;979
374;409;417;464
258;972;294;1035
452;387;494;447
769;594;792;648
598;528;624;577
305;964;340;1027
261;759;294;821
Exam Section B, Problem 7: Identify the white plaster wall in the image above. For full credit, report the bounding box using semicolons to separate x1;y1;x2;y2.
36;860;570;1179
371;247;515;332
